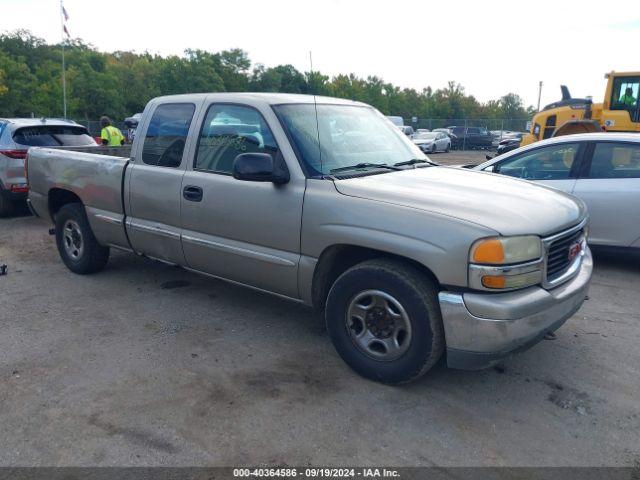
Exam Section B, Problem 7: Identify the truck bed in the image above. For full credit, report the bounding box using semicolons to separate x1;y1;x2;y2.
27;146;131;250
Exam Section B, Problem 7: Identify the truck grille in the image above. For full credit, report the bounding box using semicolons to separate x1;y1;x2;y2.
546;228;584;282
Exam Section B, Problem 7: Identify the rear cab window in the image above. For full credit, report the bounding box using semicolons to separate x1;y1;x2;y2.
13;125;95;147
141;103;196;168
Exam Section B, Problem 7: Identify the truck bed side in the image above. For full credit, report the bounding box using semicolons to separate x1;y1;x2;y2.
28;147;131;250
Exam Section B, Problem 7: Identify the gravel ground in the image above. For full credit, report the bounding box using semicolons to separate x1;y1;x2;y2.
1;201;639;467
430;149;491;166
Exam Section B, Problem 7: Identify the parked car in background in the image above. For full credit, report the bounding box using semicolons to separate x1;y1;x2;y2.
124;113;143;143
449;126;493;149
27;92;591;384
432;128;459;149
386;115;404;127
398;125;414;137
473;133;640;248
0;118;96;216
496;132;526;155
416;128;430;134
412;131;451;153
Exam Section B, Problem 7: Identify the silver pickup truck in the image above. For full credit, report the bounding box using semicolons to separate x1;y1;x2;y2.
27;93;592;384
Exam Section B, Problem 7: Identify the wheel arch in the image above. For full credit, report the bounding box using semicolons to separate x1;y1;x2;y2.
48;188;83;221
310;244;441;310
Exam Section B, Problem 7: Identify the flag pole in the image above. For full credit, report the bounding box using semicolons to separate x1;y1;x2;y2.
60;0;67;118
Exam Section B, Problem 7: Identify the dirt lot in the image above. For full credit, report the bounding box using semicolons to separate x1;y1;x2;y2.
1;162;639;467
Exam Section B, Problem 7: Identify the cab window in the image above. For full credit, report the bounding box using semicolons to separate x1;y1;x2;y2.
610;76;640;122
542;115;556;139
194;104;278;174
495;143;580;180
141;103;195;168
588;142;640;179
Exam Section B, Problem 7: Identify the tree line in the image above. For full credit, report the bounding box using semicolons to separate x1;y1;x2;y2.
0;30;535;122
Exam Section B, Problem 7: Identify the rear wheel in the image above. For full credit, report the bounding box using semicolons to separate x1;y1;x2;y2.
444;142;450;153
55;203;110;274
430;144;436;154
325;258;444;384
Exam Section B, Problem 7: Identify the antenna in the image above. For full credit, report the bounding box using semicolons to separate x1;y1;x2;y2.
309;50;323;175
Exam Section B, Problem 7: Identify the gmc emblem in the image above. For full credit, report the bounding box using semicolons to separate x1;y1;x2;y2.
568;242;582;261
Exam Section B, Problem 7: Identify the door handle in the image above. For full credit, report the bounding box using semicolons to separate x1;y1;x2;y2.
183;185;203;202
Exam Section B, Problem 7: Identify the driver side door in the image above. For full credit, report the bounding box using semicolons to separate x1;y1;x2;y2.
488;142;584;193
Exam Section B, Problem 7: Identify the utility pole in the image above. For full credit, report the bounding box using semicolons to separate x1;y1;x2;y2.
60;0;68;118
537;81;543;112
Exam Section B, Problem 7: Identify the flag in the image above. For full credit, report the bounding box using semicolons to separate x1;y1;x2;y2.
61;2;70;39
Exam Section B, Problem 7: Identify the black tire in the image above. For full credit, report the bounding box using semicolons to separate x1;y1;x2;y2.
0;194;14;217
445;143;450;153
55;203;110;274
325;258;444;384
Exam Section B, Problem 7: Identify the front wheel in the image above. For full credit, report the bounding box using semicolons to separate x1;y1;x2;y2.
325;258;444;384
55;203;110;274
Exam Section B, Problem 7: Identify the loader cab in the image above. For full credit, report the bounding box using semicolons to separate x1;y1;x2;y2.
607;74;640;124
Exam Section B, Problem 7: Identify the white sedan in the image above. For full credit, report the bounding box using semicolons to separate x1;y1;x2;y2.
473;133;640;248
412;131;451;153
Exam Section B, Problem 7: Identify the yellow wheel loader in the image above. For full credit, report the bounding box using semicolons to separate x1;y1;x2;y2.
521;71;640;147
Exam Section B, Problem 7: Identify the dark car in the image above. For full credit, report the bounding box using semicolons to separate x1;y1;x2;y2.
496;132;525;156
448;126;493;149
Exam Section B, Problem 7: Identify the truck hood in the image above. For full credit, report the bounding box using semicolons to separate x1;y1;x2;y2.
333;166;586;236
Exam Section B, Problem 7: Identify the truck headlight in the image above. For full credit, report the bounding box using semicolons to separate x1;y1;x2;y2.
469;236;543;290
471;235;542;265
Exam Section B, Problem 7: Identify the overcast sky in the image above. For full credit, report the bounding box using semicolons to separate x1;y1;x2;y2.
2;0;638;108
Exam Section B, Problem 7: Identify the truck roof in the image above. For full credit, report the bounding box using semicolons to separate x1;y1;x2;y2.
151;92;369;107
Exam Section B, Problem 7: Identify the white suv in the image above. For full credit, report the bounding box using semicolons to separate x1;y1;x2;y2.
0;118;96;216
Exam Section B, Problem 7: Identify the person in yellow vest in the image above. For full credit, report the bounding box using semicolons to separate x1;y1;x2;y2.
100;116;125;146
620;87;637;107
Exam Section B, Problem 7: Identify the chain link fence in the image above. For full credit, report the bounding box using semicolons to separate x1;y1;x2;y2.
77;120;128;137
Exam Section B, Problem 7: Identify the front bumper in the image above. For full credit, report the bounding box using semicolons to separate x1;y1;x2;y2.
438;247;592;370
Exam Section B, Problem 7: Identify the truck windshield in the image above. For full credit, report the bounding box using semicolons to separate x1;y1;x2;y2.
274;104;426;176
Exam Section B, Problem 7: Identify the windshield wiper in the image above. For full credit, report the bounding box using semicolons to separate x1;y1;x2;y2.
394;158;439;167
329;162;401;174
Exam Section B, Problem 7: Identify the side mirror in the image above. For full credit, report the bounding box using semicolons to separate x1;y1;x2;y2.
233;153;290;184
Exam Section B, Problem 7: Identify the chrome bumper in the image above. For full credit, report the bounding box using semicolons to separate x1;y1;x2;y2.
439;247;592;370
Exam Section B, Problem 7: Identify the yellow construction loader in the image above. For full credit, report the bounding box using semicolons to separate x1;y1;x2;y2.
521;71;640;147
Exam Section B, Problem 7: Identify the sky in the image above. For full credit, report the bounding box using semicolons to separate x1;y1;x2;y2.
1;0;638;108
